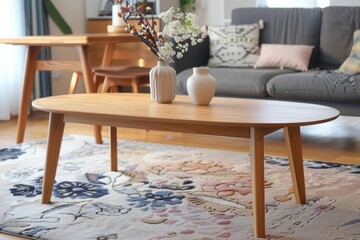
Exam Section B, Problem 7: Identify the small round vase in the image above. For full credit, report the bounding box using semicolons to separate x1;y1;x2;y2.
149;61;176;104
186;67;216;105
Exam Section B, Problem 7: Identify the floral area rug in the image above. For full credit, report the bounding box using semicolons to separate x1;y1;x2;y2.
0;135;359;240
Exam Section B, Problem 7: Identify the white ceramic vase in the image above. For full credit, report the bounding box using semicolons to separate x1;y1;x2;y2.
186;67;216;105
149;61;176;104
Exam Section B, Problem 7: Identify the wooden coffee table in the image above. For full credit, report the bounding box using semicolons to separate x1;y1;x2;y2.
32;93;339;238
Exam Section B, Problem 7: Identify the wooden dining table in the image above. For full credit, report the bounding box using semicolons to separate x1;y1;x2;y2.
0;33;138;144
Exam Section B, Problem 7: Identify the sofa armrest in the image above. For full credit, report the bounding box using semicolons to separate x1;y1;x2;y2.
170;35;210;74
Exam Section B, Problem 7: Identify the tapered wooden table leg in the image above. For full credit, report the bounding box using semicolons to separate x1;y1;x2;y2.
250;127;265;238
76;45;103;144
110;126;118;171
284;127;306;204
42;113;65;204
16;46;41;144
94;125;103;145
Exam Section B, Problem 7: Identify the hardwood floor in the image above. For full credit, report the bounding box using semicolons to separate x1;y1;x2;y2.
0;111;359;239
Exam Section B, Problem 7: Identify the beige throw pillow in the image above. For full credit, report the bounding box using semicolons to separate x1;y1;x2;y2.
207;23;261;67
338;29;360;74
254;44;314;72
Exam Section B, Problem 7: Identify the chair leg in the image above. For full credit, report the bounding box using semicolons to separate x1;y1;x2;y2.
110;84;118;92
131;78;140;93
94;74;104;93
101;77;111;93
69;72;81;94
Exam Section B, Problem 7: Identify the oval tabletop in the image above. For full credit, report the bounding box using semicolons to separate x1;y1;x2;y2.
32;93;340;128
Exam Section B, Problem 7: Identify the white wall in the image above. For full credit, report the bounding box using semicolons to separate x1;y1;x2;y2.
196;0;263;26
267;0;320;8
85;0;179;19
223;0;257;24
266;0;360;7
330;0;360;6
85;0;101;19
49;0;87;95
195;0;223;26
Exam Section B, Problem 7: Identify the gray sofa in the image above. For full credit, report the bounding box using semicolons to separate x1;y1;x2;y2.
171;6;360;116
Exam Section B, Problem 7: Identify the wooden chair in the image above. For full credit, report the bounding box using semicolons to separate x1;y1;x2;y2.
68;65;150;94
94;66;150;93
68;70;82;94
68;40;155;94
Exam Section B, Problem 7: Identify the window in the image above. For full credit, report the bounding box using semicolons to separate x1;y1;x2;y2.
0;1;26;120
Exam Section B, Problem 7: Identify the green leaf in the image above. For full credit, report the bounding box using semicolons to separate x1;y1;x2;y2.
44;0;73;34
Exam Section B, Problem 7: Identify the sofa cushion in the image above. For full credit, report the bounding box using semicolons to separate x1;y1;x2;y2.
177;68;294;97
267;71;360;103
231;8;322;69
254;44;314;71
319;7;360;69
338;29;360;75
207;24;260;67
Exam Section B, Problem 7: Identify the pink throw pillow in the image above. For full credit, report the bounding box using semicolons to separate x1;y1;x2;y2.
254;44;314;71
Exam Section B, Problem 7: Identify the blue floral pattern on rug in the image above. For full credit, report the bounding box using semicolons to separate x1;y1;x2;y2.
10;184;42;198
0;148;25;162
9;177;49;198
265;156;360;174
53;181;109;199
128;190;185;210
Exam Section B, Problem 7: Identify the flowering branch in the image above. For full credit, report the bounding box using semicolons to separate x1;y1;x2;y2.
115;0;206;63
118;1;159;55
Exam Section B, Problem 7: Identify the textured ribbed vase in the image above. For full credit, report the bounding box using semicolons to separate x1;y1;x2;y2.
186;67;216;105
149;61;176;103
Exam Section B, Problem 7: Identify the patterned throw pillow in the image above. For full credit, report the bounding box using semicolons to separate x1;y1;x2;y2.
207;23;261;67
338;29;360;74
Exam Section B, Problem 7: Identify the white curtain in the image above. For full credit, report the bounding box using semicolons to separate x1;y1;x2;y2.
0;0;26;120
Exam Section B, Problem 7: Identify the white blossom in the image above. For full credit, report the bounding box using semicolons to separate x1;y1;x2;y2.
157;41;176;62
176;52;183;59
120;3;206;63
158;7;175;23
